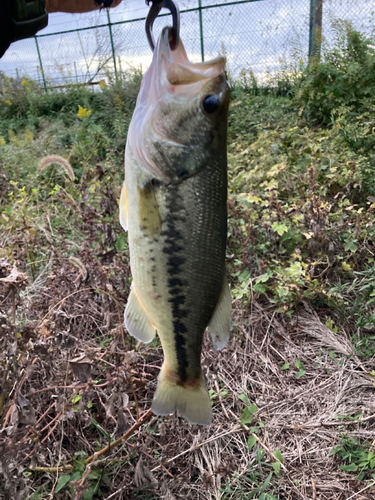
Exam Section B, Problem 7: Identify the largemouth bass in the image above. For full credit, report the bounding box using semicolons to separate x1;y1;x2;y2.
120;27;231;425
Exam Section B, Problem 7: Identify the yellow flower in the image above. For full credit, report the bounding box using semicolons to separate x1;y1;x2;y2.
5;100;12;105
0;136;5;146
25;128;33;141
77;105;92;118
8;130;20;146
98;79;107;90
113;93;123;110
8;130;16;142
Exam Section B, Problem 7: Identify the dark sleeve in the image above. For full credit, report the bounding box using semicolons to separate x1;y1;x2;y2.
0;1;48;59
0;0;12;58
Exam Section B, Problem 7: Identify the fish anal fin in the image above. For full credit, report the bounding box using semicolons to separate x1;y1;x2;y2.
207;276;231;351
124;285;156;343
152;365;212;425
119;182;128;231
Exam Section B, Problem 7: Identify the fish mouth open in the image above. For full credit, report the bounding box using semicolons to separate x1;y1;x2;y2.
157;26;226;88
140;26;227;107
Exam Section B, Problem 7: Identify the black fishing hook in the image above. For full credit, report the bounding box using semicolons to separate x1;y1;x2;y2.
145;0;180;52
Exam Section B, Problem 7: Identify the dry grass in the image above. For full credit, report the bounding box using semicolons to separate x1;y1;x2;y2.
1;250;375;500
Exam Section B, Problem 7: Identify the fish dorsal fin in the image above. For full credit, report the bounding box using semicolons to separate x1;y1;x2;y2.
119;182;128;231
207;276;231;350
124;285;156;343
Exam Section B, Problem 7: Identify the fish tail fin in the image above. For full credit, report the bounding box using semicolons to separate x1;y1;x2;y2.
151;365;212;425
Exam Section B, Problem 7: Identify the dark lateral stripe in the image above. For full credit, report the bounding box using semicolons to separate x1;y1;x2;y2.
168;277;184;287
161;225;183;240
162;241;183;255
164;187;189;383
167;255;186;275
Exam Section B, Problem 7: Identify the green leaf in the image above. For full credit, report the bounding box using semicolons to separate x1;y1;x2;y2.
208;389;216;400
344;241;358;253
271;461;281;477
115;234;127;251
273;450;283;463
340;463;358;472
83;484;96;500
88;470;101;479
272;222;288;236
238;392;250;406
295;369;306;379
247;435;257;450
295;360;303;369
329;350;337;359
262;472;273;489
280;363;290;370
55;474;71;493
239;269;251;282
72;394;81;404
240;404;257;425
255;270;272;284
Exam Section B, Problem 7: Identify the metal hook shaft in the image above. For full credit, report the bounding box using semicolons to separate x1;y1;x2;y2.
145;0;180;52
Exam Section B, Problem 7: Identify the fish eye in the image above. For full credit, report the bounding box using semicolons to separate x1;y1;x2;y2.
202;94;220;114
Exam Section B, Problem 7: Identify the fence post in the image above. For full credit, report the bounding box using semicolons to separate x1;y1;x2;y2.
198;0;205;62
107;9;118;82
309;0;323;59
34;36;48;93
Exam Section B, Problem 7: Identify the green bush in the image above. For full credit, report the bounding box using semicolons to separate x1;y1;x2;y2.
294;21;375;125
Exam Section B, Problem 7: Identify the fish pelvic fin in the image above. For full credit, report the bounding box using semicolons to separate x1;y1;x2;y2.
207;275;232;351
152;365;212;425
124;284;156;343
119;182;128;231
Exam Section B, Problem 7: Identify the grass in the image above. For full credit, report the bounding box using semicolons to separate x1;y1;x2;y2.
1;25;375;499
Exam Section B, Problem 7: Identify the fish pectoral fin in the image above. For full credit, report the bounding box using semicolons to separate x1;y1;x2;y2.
207;276;232;351
119;182;128;231
124;285;156;343
152;366;212;425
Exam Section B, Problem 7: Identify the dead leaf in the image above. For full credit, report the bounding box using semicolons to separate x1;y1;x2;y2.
134;457;158;488
121;392;129;410
124;350;139;365
70;355;92;383
0;264;29;290
13;392;36;426
114;407;129;437
37;319;55;339
159;483;177;500
104;393;117;419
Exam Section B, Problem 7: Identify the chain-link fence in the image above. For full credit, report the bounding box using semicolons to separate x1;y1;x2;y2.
0;0;374;88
